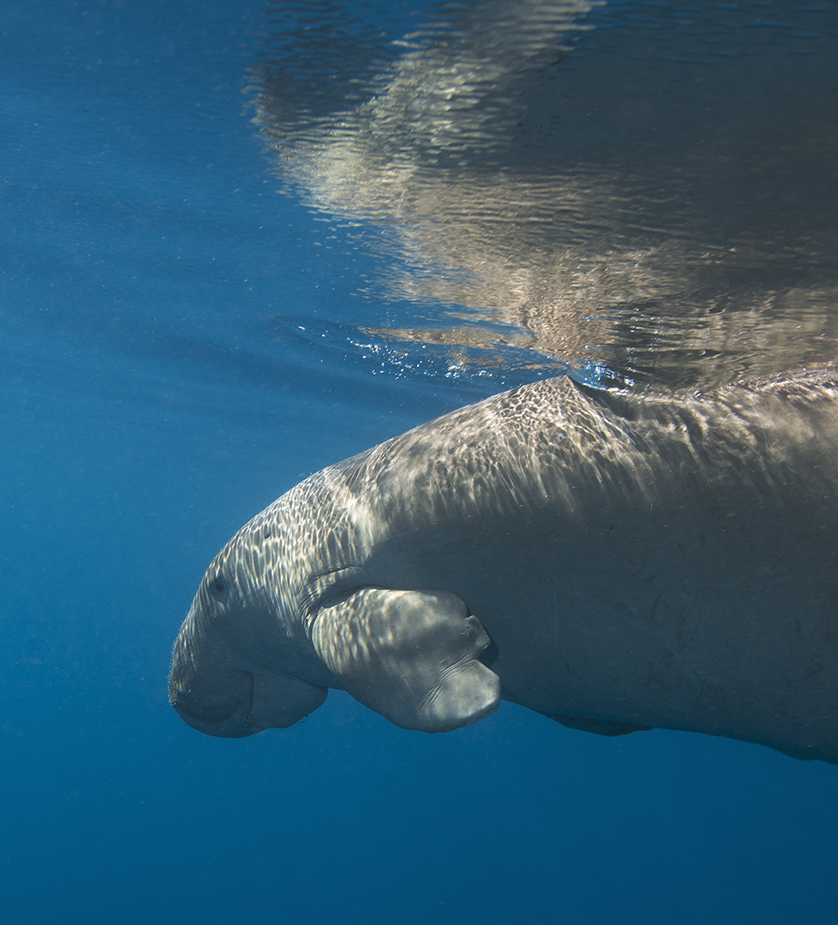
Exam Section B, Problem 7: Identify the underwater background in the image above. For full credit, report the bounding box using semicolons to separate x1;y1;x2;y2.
2;0;837;921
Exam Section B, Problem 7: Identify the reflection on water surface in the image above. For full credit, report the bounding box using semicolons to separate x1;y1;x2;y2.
251;0;838;391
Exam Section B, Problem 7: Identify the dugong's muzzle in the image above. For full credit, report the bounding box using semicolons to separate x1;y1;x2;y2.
169;602;328;737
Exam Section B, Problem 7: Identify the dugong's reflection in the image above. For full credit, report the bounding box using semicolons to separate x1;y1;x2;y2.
252;0;838;389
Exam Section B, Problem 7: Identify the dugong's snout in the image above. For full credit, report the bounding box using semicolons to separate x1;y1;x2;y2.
169;600;328;738
169;663;328;738
168;657;255;738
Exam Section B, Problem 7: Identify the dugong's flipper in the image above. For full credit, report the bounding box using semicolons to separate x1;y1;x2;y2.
311;589;501;732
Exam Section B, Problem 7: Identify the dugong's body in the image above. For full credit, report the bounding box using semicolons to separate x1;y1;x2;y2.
170;371;838;763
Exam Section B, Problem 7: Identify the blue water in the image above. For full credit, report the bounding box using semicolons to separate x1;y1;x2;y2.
2;1;837;922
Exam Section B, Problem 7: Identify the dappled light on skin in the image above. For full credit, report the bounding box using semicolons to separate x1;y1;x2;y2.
172;370;838;763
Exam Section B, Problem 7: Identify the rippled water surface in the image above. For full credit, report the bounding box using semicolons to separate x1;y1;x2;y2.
253;0;838;389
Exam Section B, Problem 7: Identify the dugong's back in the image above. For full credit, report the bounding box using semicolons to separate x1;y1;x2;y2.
170;370;838;764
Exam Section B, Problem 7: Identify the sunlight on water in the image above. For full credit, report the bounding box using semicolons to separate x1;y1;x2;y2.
250;0;838;391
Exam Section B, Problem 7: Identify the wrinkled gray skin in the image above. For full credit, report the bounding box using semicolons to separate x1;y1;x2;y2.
170;370;838;763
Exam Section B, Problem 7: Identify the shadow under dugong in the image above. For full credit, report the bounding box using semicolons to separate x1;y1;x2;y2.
170;370;838;763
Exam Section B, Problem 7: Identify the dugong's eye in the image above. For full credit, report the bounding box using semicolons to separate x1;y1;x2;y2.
208;576;229;603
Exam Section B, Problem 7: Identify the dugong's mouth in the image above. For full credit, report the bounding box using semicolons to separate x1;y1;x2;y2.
169;617;329;738
169;678;255;738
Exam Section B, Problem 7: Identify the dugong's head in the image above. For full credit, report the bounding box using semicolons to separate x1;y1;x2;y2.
169;470;501;737
168;489;338;738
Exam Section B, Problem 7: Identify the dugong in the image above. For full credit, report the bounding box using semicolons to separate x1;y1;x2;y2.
170;370;838;763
